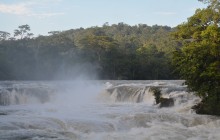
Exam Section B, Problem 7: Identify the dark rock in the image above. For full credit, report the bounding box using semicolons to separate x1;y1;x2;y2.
159;98;174;108
150;86;174;108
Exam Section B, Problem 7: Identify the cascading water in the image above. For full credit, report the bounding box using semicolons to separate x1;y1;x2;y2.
0;87;54;105
0;80;220;140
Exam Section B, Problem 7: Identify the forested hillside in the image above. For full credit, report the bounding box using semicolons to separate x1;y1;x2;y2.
0;23;179;80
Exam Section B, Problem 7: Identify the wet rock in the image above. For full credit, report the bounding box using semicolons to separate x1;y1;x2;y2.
159;98;174;108
150;86;174;108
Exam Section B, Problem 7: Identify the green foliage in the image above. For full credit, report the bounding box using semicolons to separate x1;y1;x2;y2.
150;87;162;104
0;31;10;41
193;94;220;115
14;24;33;39
0;23;178;80
0;47;12;80
150;86;174;107
172;1;220;115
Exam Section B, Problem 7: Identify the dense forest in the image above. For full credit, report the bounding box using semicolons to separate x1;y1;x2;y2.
0;23;179;80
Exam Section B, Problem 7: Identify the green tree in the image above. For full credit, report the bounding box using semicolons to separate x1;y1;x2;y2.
0;31;10;41
48;31;61;35
14;24;33;39
0;23;176;80
78;35;118;62
172;1;220;115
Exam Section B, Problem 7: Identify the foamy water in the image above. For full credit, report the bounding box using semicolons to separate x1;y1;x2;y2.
0;80;220;140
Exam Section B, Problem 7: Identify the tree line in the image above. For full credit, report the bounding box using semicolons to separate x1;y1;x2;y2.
0;23;179;80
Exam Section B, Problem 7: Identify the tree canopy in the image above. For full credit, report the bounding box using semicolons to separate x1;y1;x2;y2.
14;24;33;39
172;0;220;115
0;23;178;80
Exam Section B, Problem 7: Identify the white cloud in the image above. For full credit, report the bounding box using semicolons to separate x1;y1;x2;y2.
28;12;65;19
0;1;65;18
0;3;29;15
154;12;177;16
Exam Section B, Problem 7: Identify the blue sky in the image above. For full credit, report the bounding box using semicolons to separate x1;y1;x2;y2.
0;0;207;36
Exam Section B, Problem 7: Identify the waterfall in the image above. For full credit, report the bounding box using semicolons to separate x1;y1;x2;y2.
0;81;220;140
0;87;54;105
100;85;155;104
99;81;197;110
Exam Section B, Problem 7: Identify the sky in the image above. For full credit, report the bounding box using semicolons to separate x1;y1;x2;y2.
0;0;207;36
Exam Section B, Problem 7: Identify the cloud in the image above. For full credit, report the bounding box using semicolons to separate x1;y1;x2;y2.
0;1;65;18
28;12;65;19
0;3;29;15
154;12;177;16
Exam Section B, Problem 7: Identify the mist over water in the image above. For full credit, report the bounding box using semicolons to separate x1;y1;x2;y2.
0;80;220;140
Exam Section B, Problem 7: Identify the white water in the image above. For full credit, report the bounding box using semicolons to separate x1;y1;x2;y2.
0;80;220;140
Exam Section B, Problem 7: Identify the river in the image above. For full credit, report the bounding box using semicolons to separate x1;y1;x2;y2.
0;80;220;140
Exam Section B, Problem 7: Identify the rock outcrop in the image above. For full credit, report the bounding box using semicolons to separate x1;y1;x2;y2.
150;87;174;108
